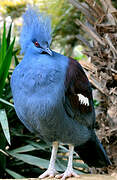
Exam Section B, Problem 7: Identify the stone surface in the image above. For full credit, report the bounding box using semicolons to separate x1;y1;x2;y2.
1;174;117;180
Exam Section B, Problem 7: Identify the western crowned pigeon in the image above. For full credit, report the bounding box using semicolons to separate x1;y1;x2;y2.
11;7;111;179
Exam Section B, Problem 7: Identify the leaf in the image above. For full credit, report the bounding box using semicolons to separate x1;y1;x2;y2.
56;158;67;171
73;161;89;169
0;109;11;145
11;129;33;138
0;38;15;96
0;32;1;50
59;145;69;153
14;54;19;66
7;23;12;48
5;168;25;179
57;158;86;174
9;144;37;154
8;153;66;172
0;132;6;170
0;22;7;68
26;140;49;150
0;22;15;97
9;153;50;169
0;98;14;108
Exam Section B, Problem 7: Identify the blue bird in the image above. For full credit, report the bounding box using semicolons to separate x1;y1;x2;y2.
11;7;111;179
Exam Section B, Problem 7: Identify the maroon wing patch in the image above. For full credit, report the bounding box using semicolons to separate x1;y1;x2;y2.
65;57;93;114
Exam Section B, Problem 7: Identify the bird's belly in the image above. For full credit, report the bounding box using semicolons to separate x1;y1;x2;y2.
14;92;91;145
12;64;91;145
14;87;65;140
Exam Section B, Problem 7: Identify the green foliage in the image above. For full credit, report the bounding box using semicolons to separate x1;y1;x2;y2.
6;139;89;177
0;109;10;145
0;22;15;177
0;131;6;176
0;22;15;97
93;99;100;107
74;54;87;61
0;0;26;18
51;1;82;55
5;168;25;179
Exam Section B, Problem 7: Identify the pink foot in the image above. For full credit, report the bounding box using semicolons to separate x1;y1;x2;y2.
56;168;80;180
39;168;58;178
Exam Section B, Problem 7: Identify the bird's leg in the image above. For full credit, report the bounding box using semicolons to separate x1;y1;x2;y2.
56;144;80;180
39;141;59;178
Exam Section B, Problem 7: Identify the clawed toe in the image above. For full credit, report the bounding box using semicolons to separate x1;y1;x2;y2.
39;169;58;179
55;169;80;180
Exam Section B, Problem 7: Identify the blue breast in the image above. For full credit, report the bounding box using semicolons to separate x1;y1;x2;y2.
11;51;69;140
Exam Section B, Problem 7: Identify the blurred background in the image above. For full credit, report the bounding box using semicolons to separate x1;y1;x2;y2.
0;0;117;178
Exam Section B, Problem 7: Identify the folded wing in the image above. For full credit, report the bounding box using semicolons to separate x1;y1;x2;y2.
64;57;95;128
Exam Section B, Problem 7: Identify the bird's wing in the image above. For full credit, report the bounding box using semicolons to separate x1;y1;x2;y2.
64;57;95;128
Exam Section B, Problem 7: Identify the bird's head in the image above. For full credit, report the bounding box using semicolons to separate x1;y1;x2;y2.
20;7;52;56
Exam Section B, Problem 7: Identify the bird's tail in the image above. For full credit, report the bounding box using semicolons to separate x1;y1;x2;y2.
74;131;111;168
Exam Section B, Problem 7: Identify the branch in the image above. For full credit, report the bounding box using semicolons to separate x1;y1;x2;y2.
85;0;104;17
75;19;105;46
69;0;95;24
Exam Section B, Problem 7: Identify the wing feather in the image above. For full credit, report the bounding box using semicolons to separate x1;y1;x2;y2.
64;57;95;128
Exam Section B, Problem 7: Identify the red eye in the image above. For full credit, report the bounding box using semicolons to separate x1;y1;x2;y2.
34;41;39;47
